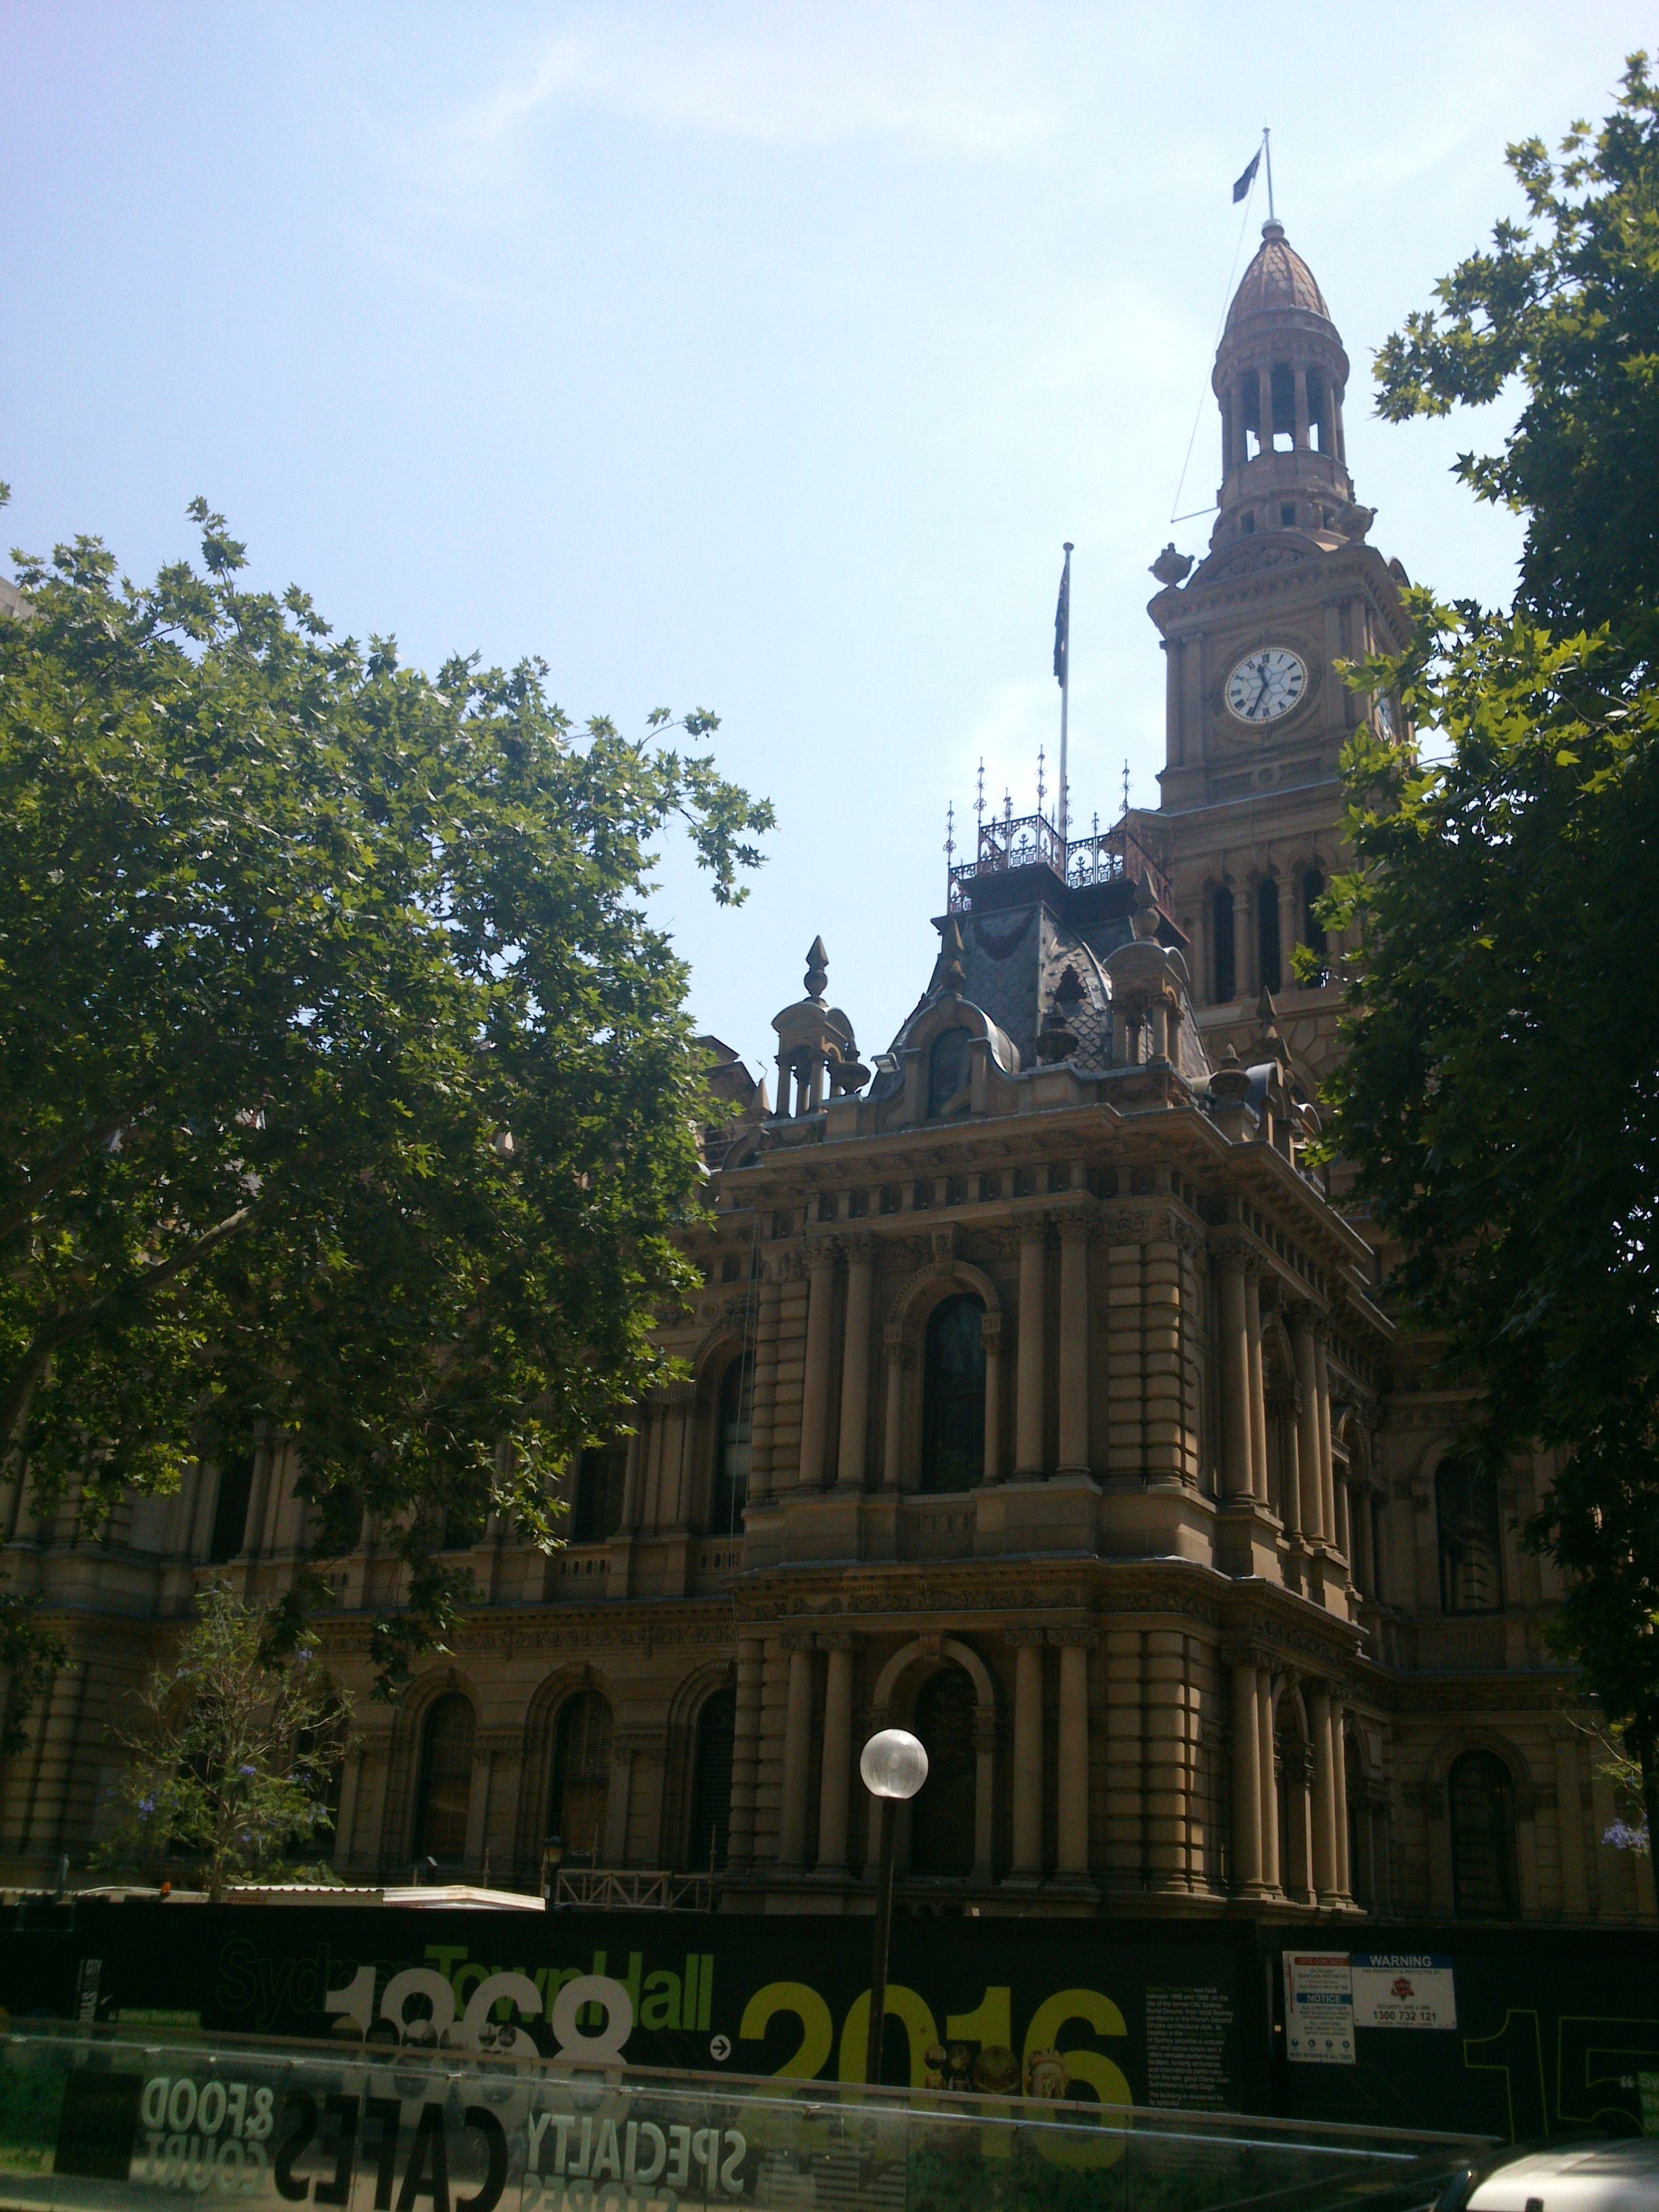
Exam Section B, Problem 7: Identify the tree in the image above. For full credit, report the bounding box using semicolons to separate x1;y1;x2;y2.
1375;49;1659;665
99;1580;348;1900
0;498;771;1683
1326;57;1659;1845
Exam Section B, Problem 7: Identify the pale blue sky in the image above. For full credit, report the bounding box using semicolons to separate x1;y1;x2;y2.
5;3;1647;1083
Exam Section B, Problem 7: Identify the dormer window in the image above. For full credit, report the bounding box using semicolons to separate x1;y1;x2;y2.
928;1026;971;1117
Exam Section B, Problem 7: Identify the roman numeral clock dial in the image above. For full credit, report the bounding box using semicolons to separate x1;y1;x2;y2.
1224;645;1308;726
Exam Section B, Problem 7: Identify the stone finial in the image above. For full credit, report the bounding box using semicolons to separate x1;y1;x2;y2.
1252;987;1292;1069
1130;875;1161;940
1149;542;1193;587
934;916;966;996
804;937;828;1001
1208;1041;1254;1109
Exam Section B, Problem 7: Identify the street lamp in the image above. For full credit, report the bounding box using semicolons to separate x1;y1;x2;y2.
540;1835;566;1908
859;1728;929;2088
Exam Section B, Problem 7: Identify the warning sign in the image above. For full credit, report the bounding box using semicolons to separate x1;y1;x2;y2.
1351;1954;1457;2030
1283;1952;1355;2066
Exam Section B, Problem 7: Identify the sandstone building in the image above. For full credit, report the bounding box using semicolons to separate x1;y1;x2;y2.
2;222;1650;1929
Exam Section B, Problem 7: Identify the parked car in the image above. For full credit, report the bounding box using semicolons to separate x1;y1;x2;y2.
1436;2137;1659;2209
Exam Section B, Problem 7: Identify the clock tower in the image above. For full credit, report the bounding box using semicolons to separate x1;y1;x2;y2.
1143;220;1410;1078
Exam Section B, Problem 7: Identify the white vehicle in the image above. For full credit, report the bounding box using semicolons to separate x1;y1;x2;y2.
1437;2137;1659;2209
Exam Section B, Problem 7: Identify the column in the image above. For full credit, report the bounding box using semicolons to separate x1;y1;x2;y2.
1057;1216;1090;1475
981;1314;1005;1483
835;1239;874;1488
1218;1255;1253;1499
727;1635;764;1872
1330;1711;1351;1902
747;1269;783;1505
777;1637;815;1869
619;1416;647;1531
1244;1274;1269;1505
333;1746;365;1872
1317;1345;1338;1555
1054;1632;1093;1877
1554;1732;1590;1916
1256;364;1274;455
1307;1683;1338;1902
972;1707;996;1879
1229;1655;1264;1894
1256;1665;1281;1893
798;1246;839;1490
465;1746;494;1871
1290;1306;1326;1541
604;1742;634;1866
1015;1224;1047;1477
1292;364;1310;449
1008;1631;1044;1876
1105;1630;1145;1886
880;1329;909;1490
1144;1630;1191;1891
664;1383;694;1528
815;1637;855;1872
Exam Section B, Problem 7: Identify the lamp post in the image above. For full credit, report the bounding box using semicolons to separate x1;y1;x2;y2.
859;1728;929;2088
540;1835;566;1908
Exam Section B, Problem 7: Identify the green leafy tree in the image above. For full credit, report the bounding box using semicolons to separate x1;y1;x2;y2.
98;1580;349;1901
1326;58;1659;1843
0;498;771;1685
1375;50;1659;664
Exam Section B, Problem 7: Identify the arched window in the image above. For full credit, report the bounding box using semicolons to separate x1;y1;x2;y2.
1209;885;1236;1004
1437;1458;1503;1614
573;1443;626;1545
909;1668;977;1876
689;1685;736;1872
708;1357;752;1536
1275;1699;1312;1902
921;1296;985;1494
1256;878;1282;994
928;1027;971;1118
1300;867;1328;971
549;1691;613;1860
413;1694;474;1863
1449;1750;1517;1918
208;1452;255;1565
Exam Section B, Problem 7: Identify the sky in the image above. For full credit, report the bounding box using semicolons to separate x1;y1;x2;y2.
4;2;1650;1086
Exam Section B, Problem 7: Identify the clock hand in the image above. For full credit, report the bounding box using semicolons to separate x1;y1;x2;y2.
1250;669;1271;714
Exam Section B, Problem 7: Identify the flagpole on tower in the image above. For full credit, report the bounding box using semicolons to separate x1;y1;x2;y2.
1263;127;1274;221
1054;542;1073;845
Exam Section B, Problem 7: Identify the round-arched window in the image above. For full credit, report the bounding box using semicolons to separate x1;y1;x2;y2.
709;1356;752;1535
413;1694;474;1863
550;1691;613;1860
928;1028;971;1118
689;1685;737;1872
921;1295;985;1494
909;1668;977;1877
1437;1458;1503;1615
1449;1749;1517;1918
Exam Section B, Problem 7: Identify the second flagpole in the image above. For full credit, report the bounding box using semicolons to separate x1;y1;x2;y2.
1057;541;1073;845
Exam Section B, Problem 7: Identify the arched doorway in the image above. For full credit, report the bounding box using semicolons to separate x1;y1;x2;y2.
1449;1750;1517;1918
689;1686;736;1871
413;1694;474;1864
909;1667;977;1876
549;1691;613;1860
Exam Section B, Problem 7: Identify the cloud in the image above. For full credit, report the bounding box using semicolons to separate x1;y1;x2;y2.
438;6;1063;177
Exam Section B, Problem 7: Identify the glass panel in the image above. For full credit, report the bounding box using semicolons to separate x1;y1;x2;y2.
689;1687;736;1872
709;1360;752;1536
927;1029;970;1118
413;1696;474;1862
1450;1750;1517;1919
550;1693;612;1860
573;1446;627;1546
920;1296;985;1495
1437;1459;1503;1614
207;1456;253;1566
910;1669;977;1876
0;2020;1492;2212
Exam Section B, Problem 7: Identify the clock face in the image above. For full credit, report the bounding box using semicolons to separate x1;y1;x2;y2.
1224;646;1309;726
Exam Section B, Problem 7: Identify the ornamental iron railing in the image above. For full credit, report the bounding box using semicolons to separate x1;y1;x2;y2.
948;812;1170;914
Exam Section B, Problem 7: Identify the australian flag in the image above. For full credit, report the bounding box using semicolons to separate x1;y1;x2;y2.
1233;147;1261;203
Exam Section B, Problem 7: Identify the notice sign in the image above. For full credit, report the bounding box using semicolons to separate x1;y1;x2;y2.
1351;1954;1458;2030
1283;1952;1355;2066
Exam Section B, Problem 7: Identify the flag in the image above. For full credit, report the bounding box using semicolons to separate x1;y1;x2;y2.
1232;147;1261;203
1053;547;1071;688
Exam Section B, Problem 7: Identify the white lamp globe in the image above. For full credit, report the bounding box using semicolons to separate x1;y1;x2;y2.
860;1729;929;1801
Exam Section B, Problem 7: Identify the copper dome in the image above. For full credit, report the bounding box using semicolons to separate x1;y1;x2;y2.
1225;220;1330;329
